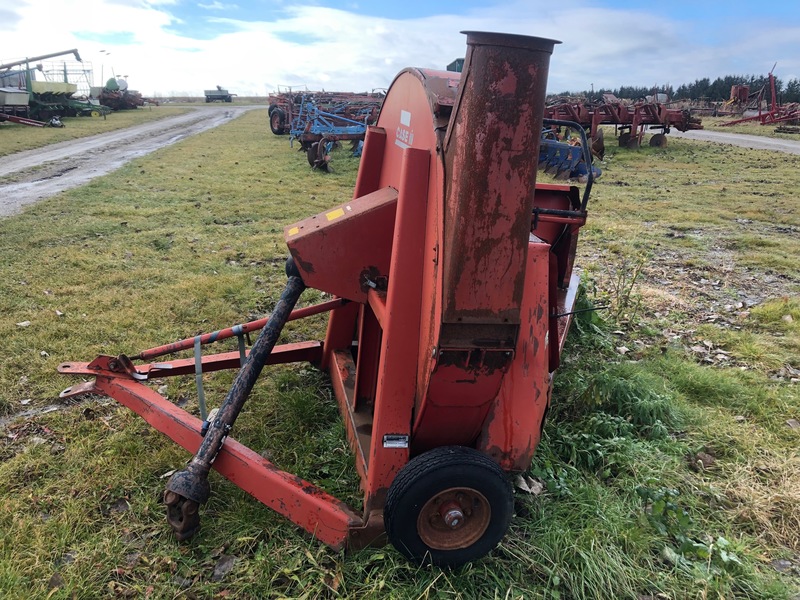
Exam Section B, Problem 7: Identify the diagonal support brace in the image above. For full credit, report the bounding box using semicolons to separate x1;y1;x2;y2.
164;271;306;537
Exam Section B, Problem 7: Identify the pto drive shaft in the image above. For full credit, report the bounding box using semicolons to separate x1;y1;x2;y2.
164;265;306;540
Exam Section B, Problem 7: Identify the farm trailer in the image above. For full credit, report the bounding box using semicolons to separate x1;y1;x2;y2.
204;86;234;103
60;31;593;566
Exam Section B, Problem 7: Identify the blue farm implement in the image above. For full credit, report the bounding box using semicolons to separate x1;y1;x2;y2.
268;90;383;171
539;119;602;182
290;97;372;170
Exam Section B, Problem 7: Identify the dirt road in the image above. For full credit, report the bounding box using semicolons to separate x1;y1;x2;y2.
670;128;800;154
0;106;262;218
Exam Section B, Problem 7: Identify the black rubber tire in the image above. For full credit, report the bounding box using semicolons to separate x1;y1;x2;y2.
591;127;605;160
385;446;513;567
307;142;320;167
269;108;286;135
307;142;330;171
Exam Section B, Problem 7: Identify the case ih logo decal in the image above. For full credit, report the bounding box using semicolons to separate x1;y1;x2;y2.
395;109;414;148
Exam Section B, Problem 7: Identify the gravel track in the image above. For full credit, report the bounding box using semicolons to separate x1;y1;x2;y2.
0;106;263;218
669;128;800;154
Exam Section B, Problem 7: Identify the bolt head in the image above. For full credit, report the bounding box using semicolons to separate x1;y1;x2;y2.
443;508;464;528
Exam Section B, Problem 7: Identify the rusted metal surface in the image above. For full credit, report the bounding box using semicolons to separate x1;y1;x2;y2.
407;33;562;461
164;491;201;541
135;297;347;361
60;30;591;564
719;72;800;127
477;243;551;470
57;370;362;549
441;32;557;327
417;487;491;550
59;341;322;385
545;92;703;147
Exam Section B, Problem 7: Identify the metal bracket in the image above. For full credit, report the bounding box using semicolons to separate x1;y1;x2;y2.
382;434;409;449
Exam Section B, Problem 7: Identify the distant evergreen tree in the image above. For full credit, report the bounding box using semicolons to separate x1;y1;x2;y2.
551;73;794;103
784;79;800;103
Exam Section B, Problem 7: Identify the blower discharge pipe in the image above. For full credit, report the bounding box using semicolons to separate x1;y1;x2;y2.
440;31;559;328
164;271;306;538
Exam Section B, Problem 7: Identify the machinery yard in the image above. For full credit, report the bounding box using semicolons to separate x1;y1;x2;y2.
0;47;161;131
0;38;799;599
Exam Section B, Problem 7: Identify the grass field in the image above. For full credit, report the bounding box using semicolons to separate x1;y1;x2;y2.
0;109;798;599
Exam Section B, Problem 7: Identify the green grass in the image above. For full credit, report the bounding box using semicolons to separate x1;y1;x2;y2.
701;116;800;139
0;110;798;598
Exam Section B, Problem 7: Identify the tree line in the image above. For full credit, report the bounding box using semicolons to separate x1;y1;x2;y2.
554;74;800;104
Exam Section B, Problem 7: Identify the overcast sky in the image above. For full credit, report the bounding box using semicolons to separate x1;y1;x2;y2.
2;0;799;97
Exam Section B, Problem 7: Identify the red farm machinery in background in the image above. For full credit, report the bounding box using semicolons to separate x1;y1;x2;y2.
267;90;383;137
268;90;384;170
59;31;592;566
545;92;703;151
718;67;800;127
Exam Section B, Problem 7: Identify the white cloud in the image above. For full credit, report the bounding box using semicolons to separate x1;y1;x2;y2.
198;1;237;10
2;0;798;98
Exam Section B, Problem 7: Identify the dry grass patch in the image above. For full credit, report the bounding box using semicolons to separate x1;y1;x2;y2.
723;453;800;552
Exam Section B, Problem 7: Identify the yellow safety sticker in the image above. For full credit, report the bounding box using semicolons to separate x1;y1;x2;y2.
326;208;345;221
287;226;299;236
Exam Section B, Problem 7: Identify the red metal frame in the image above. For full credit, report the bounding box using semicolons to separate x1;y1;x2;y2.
719;72;800;127
0;113;46;127
545;93;703;147
60;32;589;554
59;352;361;549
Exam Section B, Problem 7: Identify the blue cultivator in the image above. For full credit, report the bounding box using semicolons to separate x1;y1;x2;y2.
539;119;601;183
289;96;372;171
289;99;368;140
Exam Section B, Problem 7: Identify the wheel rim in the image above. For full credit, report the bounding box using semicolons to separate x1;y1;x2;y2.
416;486;491;550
